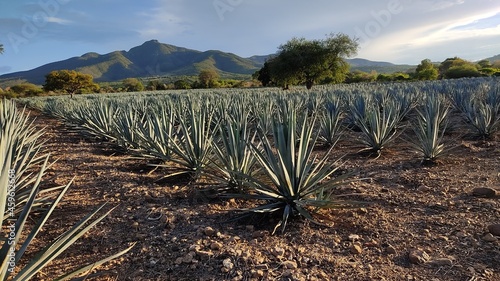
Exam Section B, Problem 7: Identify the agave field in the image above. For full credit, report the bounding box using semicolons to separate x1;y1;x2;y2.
6;77;500;280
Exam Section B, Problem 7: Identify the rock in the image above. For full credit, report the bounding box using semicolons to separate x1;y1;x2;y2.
408;249;430;264
428;258;453;266
350;244;363;255
222;258;234;273
482;233;498;242
472;187;497;198
386;245;397;255
251;269;265;278
282;260;298;269
210;242;223;251
488;224;500;236
204;226;216;236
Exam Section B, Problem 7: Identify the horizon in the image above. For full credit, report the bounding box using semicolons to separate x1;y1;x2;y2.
1;0;499;74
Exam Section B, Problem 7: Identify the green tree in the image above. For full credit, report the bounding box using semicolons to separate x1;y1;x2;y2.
260;33;358;89
43;70;99;98
477;59;492;69
198;69;220;88
415;59;439;80
439;57;480;79
122;78;144;92
10;83;43;97
174;79;191;89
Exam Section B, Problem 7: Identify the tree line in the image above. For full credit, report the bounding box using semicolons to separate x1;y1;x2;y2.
1;37;500;98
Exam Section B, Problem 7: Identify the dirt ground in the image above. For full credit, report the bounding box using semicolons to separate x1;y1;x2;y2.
24;108;500;281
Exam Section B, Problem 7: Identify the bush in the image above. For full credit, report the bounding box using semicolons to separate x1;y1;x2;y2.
9;83;43;97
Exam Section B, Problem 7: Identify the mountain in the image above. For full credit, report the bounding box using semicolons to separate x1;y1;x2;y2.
0;40;262;85
484;54;500;63
0;40;416;85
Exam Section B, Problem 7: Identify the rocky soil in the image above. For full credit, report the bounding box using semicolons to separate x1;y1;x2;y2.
24;110;500;281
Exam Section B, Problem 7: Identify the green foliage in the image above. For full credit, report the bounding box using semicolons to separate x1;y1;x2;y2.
198;69;220;88
259;33;358;89
43;70;99;97
228;106;361;234
0;99;133;280
174;79;191;89
345;70;377;83
409;93;451;164
122;78;144;92
439;57;481;79
415;59;439;80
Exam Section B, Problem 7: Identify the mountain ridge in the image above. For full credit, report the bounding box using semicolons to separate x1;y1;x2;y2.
0;40;429;85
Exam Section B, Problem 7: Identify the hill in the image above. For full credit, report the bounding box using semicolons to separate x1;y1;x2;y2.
485;54;500;63
0;40;262;85
0;40;417;85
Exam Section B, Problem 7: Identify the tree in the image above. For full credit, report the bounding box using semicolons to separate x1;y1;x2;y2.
477;59;492;69
198;69;220;88
415;59;438;80
43;70;99;98
438;57;481;79
0;43;4;54
122;78;144;92
174;79;191;89
259;33;358;89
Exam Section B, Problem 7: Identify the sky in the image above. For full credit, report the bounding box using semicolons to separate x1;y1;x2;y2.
0;0;499;74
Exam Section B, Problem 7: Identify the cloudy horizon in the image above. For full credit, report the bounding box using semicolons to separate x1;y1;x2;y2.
1;0;499;74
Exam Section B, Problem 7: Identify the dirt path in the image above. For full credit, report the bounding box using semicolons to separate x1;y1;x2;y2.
25;109;500;281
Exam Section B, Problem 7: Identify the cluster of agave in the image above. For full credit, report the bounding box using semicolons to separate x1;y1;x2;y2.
0;99;132;280
17;77;500;232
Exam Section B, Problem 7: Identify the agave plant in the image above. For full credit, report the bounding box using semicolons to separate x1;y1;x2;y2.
461;87;500;139
210;112;258;191
350;94;403;156
318;95;344;147
409;93;451;164
0;99;133;280
166;98;218;180
229;109;363;234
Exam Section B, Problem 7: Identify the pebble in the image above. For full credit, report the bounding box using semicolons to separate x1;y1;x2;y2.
350;244;363;255
408;249;430;264
472;187;497;198
482;233;498;242
386;245;397;255
222;258;234;272
210;242;223;251
487;224;500;236
204;226;216;236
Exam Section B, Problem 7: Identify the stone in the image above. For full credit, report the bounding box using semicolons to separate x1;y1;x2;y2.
204;226;216;236
210;242;223;251
487;224;500;236
408;249;430;264
222;258;234;272
350;244;363;255
482;233;498;242
386;245;397;255
472;187;497;198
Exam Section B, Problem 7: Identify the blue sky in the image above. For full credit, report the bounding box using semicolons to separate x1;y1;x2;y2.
1;0;499;74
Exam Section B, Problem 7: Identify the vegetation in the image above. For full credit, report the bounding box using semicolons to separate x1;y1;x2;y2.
198;69;220;88
0;99;132;280
16;77;499;234
0;43;3;54
415;59;439;80
43;70;99;97
122;78;145;92
258;33;359;89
